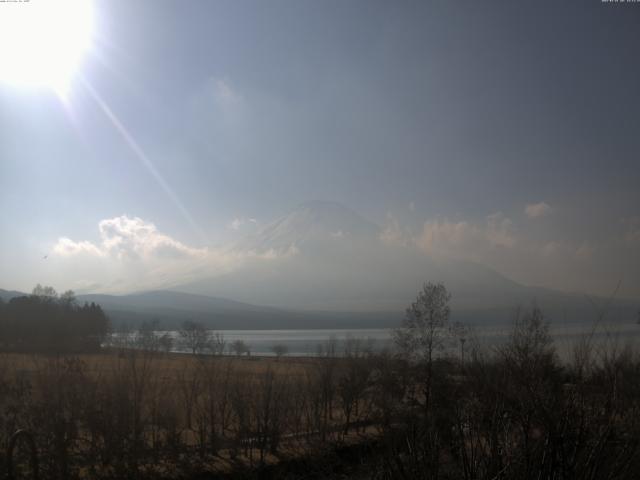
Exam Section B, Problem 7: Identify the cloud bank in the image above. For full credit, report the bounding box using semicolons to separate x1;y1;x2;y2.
413;212;516;260
525;202;552;218
48;206;640;301
52;215;289;293
54;216;207;261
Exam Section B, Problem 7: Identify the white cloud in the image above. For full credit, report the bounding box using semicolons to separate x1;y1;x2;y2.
229;217;258;231
208;78;243;106
52;215;286;293
525;201;552;218
53;237;105;257
405;209;620;296
417;220;473;253
416;212;516;258
95;216;206;261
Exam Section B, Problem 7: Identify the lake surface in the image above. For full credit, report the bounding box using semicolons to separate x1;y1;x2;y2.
119;322;640;360
206;328;392;356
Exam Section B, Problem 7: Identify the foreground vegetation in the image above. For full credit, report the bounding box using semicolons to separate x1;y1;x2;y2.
0;283;638;479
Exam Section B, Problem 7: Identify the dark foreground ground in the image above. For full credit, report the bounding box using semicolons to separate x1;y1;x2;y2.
3;313;640;480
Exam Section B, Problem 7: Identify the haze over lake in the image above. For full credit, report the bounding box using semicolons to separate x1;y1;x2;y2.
116;323;640;359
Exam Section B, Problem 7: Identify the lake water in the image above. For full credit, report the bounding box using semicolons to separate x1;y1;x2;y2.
118;322;640;360
205;328;392;356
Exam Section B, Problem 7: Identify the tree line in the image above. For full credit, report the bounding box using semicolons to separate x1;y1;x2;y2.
0;282;638;479
0;285;110;352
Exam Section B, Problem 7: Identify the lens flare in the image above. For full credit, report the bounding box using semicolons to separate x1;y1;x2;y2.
0;0;93;97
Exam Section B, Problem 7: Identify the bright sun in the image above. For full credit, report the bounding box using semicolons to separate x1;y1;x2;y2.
0;0;93;97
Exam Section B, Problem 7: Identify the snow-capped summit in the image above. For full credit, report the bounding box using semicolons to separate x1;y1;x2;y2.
236;200;381;253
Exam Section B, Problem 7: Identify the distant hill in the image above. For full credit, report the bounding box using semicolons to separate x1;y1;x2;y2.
1;287;400;330
0;289;25;302
77;289;640;330
1;285;637;331
76;290;400;330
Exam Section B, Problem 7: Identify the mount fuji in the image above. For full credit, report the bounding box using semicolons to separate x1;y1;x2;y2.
176;201;638;325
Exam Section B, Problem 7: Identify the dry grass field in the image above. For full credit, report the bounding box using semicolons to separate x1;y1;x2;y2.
0;347;381;478
0;350;319;380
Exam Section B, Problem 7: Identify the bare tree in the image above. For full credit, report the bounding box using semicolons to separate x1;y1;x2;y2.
158;332;174;353
450;321;470;367
271;343;288;360
207;331;226;356
395;281;451;412
179;320;210;355
338;338;371;434
231;339;249;357
31;284;58;301
395;282;451;362
59;289;77;307
135;319;160;352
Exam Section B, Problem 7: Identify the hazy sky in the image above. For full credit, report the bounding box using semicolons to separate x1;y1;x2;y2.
0;1;639;299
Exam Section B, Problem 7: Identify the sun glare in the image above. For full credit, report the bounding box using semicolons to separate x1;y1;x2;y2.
0;0;93;97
